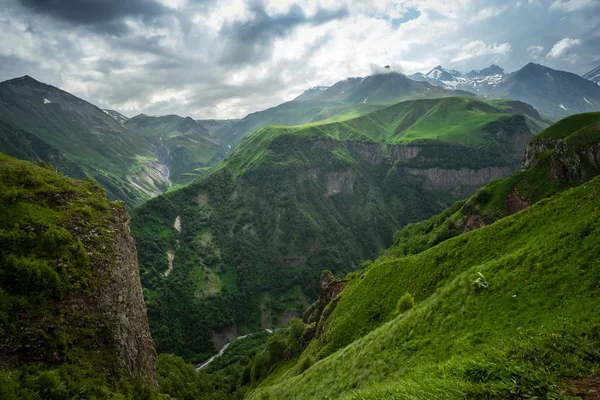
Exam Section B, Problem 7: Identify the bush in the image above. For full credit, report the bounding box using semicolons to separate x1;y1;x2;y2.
396;292;414;315
288;318;306;353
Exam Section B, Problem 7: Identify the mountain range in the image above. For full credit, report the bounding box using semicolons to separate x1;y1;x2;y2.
0;76;229;207
410;62;600;119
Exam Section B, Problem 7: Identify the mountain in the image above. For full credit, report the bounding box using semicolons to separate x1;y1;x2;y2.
0;76;171;206
195;118;240;135
246;113;600;399
214;72;473;146
0;76;232;206
124;114;228;184
412;63;600;119
583;65;600;85
488;63;600;119
103;108;129;125
0;152;157;397
130;96;542;361
410;64;505;91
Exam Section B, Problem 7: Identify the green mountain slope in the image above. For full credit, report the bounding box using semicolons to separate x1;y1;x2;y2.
0;76;171;207
390;112;600;258
0;152;158;398
131;97;539;361
124;114;228;183
248;112;600;400
216;72;474;146
0;76;231;207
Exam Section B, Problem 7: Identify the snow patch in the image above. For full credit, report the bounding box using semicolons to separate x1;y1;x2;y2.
583;97;592;105
43;98;51;104
559;104;568;111
363;96;369;104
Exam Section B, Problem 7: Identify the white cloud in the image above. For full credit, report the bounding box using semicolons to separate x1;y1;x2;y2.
546;37;581;60
1;0;598;119
527;45;544;59
451;41;512;63
470;6;507;22
550;0;595;12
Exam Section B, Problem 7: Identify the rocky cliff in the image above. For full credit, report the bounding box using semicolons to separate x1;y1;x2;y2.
0;152;157;389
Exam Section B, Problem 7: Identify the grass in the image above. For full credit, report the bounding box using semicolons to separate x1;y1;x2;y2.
249;173;600;400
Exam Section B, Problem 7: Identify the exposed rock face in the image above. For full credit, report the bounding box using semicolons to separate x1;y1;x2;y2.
407;166;512;194
351;142;384;165
0;195;157;387
93;206;157;386
303;272;346;327
524;136;600;183
326;169;356;197
127;159;171;199
461;214;486;233
506;187;531;216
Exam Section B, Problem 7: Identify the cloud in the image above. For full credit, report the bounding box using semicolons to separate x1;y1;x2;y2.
451;41;512;63
546;37;581;60
527;45;544;59
470;6;507;22
550;0;596;12
18;0;170;35
218;1;349;65
1;0;599;119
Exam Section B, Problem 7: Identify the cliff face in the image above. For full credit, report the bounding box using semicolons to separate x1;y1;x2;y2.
91;205;157;385
523;136;600;183
0;153;156;388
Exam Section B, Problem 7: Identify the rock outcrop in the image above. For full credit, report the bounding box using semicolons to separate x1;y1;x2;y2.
0;154;157;388
407;166;513;195
90;205;157;386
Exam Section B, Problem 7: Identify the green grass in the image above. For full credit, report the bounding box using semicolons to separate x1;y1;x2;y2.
249;173;600;400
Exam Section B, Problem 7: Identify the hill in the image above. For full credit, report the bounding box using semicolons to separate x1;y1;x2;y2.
130;96;540;361
215;72;473;146
247;112;600;399
0;152;157;398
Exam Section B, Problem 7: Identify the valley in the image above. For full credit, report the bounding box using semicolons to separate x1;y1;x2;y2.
1;5;600;397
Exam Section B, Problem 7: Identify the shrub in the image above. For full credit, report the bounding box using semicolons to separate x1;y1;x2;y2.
396;292;414;315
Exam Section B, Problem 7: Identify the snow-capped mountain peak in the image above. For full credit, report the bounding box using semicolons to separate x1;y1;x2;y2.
411;64;505;92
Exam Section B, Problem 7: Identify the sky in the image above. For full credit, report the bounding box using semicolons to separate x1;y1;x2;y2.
0;0;598;119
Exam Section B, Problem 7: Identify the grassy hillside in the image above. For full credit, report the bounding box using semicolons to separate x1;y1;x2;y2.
216;72;475;146
131;97;539;362
390;112;600;258
249;149;600;400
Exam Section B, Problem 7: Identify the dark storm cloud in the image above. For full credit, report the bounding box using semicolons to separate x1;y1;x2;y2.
18;0;169;35
219;1;349;65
